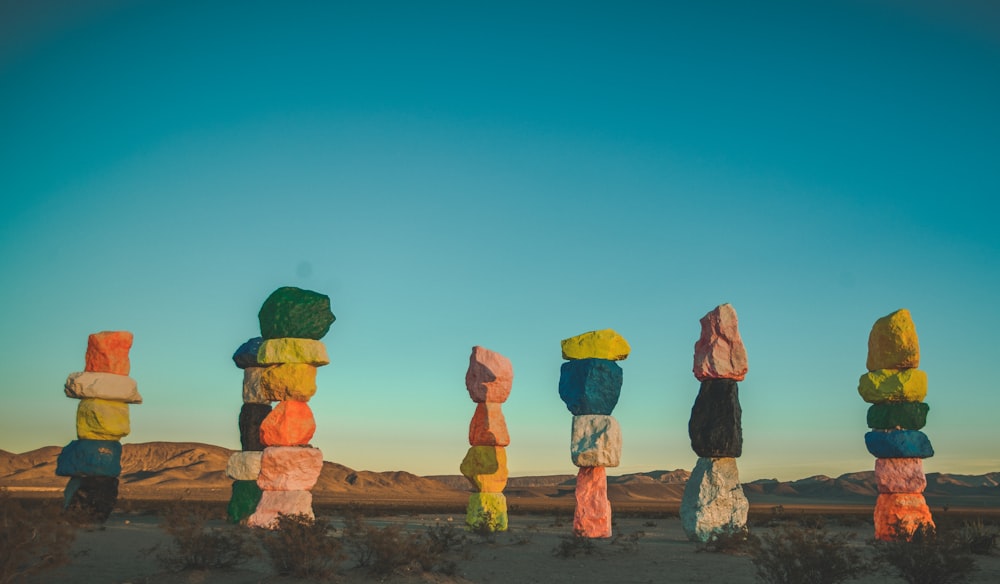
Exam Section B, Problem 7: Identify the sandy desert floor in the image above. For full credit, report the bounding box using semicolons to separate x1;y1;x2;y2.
21;508;1000;584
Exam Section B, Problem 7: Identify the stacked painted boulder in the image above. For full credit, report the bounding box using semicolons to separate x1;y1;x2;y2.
558;329;630;538
59;331;141;522
229;287;334;529
859;308;934;541
680;304;749;542
461;346;513;532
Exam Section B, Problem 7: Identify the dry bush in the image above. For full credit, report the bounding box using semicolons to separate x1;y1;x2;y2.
697;527;751;554
0;491;76;584
610;529;646;554
871;524;978;584
552;530;597;558
342;511;456;576
155;503;258;571
750;525;867;584
959;518;998;555
259;513;344;578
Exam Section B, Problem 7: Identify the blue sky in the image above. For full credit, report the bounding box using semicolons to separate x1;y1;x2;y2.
1;1;997;481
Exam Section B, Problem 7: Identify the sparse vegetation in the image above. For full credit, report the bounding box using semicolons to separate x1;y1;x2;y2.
155;503;258;571
341;510;459;576
552;530;597;558
959;518;998;555
697;527;751;554
258;513;344;578
610;529;645;554
871;524;978;584
0;491;76;584
749;525;867;584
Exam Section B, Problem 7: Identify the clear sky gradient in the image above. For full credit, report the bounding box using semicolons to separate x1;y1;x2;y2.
1;1;998;481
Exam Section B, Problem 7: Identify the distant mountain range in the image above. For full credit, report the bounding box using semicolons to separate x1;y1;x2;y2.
2;442;998;508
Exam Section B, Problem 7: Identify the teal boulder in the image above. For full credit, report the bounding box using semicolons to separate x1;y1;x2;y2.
865;430;934;459
56;440;122;477
258;287;335;340
558;358;623;415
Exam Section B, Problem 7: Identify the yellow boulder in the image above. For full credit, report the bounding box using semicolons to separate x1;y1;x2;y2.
76;398;130;440
259;363;317;402
561;329;631;361
460;446;508;492
466;493;508;532
867;309;920;370
256;338;329;366
858;369;927;403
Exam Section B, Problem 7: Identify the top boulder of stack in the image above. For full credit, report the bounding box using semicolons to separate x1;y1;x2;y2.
693;304;748;381
257;287;335;340
867;309;919;371
560;329;630;361
465;346;513;403
85;331;133;375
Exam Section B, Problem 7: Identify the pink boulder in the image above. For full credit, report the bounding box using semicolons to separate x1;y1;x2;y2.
693;304;748;382
875;458;927;494
260;400;316;447
85;331;133;375
469;402;510;446
247;490;313;529
574;466;612;538
465;346;513;403
257;446;324;491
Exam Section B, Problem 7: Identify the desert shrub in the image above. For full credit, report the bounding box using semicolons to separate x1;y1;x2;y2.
871;524;978;584
750;525;866;584
610;530;645;554
959;518;998;555
552;530;597;558
155;503;258;571
425;521;468;554
0;492;76;584
259;513;344;578
342;512;453;576
698;527;751;554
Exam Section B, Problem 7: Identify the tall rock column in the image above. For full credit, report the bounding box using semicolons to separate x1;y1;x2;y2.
859;308;934;541
558;329;630;539
461;346;513;532
227;337;269;523
59;331;141;522
241;286;334;529
680;304;749;542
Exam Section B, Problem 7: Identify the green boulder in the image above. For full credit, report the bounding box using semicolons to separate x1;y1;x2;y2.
867;401;929;430
226;480;262;523
257;287;335;340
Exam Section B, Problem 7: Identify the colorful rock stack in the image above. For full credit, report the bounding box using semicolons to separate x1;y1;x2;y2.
58;331;141;522
461;346;513;532
228;286;334;529
558;329;630;538
859;308;934;541
680;304;749;542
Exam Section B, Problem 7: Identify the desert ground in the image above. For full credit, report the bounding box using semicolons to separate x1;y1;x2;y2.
14;496;1000;584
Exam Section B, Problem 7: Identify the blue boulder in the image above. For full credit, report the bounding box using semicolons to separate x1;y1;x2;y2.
864;430;934;459
232;337;264;369
56;439;122;477
558;358;623;415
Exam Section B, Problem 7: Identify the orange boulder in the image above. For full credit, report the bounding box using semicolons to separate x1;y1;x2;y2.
468;403;510;446
874;493;934;541
574;466;612;538
85;331;133;375
260;400;316;446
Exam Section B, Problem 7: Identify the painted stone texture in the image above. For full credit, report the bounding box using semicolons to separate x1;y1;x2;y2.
867;309;920;371
679;457;749;542
875;458;927;494
239;403;273;451
867;402;929;430
63;476;119;523
558;358;623;415
260;400;316;447
688;379;742;458
874;493;935;541
232;337;264;368
570;415;622;468
257;286;335;340
64;372;142;403
560;329;631;361
465;346;514;403
247;490;314;529
85;331;133;375
55;440;123;477
573;466;612;538
468;402;510;447
257;446;324;491
227;480;263;524
257;338;330;366
241;367;271;404
460;446;508;492
865;430;934;459
466;493;508;532
258;363;317;402
76;398;130;441
858;369;928;403
226;451;263;481
692;304;748;381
